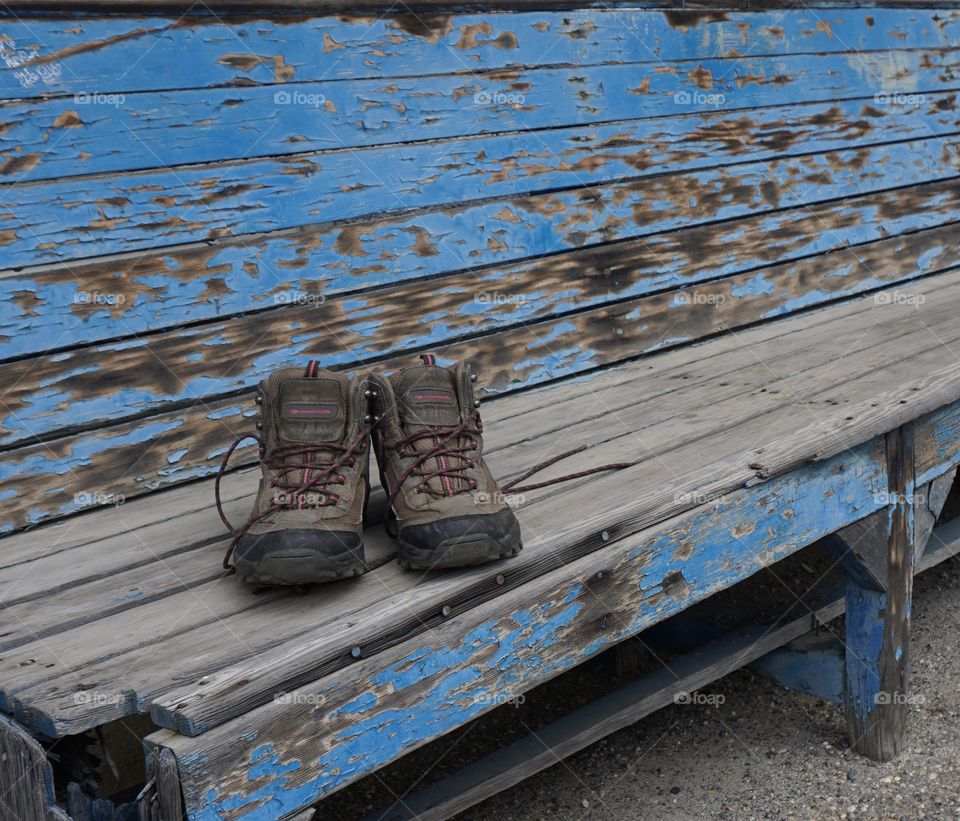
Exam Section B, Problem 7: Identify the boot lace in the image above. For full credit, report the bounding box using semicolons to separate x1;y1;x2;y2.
383;413;482;511
215;429;370;570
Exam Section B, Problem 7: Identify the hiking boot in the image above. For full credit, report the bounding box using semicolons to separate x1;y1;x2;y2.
368;353;522;570
219;360;371;586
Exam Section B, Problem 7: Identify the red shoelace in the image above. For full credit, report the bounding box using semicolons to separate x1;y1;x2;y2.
381;414;482;511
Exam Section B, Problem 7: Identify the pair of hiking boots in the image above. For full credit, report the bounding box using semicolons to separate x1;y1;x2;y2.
218;354;522;587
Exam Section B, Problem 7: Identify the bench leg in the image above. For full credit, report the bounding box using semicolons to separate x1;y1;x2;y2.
841;424;916;762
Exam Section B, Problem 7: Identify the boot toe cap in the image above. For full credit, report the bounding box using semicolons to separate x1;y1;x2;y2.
397;508;522;570
233;528;364;585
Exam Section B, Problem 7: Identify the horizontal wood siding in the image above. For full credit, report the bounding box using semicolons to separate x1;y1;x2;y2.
0;7;958;532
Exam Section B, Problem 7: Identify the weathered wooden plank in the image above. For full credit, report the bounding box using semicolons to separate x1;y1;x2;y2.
2;10;954;99
0;275;920;580
843;424;916;761
0;541;228;648
2;286;949;675
916;400;960;484
4;208;960;532
914;470;954;554
6;91;959;268
4;154;959;370
146;304;960;736
0;713;70;820
8;274;960;740
6;177;960;449
3;1;960;15
0;268;896;564
5;278;953;737
13;285;960;739
0;574;292;729
3;48;958;183
369;610;847;821
374;511;960;821
153;440;888;820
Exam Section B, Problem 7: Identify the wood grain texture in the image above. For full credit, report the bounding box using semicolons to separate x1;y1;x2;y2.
6;175;960;448
0;279;923;604
4;10;954;99
0;713;69;820
5;91;959;269
0;287;938;672
379;513;960;821
152;440;888;820
843;424;915;761
2;47;959;185
7;273;960;740
4;205;960;532
916;400;960;485
141;298;960;735
5;136;960;365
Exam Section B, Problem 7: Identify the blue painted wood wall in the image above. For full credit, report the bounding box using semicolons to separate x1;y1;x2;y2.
1;7;959;532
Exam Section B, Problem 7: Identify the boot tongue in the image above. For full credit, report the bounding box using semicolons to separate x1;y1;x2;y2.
395;355;461;429
273;361;348;444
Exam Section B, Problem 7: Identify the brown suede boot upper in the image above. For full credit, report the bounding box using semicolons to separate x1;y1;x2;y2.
224;362;371;584
369;354;521;569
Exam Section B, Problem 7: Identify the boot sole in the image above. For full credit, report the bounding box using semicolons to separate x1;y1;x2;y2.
234;550;365;586
396;533;522;571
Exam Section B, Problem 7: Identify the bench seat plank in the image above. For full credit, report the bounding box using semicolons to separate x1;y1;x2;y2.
4;271;960;741
1;10;953;102
152;436;891;820
2;287;953;656
4;48;958;184
5;95;959;360
6;92;959;269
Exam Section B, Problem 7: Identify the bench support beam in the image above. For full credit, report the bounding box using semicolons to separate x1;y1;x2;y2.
839;424;916;762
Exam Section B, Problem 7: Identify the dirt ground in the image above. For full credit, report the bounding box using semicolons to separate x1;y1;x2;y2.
323;554;960;821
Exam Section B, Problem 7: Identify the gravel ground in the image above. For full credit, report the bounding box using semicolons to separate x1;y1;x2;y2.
322;555;960;821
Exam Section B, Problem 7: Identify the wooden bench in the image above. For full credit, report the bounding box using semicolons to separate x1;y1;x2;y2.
3;4;960;819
